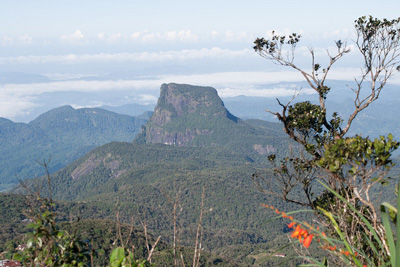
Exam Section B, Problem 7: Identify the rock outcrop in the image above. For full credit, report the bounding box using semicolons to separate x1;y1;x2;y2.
135;83;239;146
134;83;286;160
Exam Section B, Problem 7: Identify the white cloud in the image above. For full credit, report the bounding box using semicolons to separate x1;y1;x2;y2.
297;44;357;58
61;29;259;44
140;32;157;43
1;35;33;46
1;36;13;46
159;71;305;87
211;30;219;38
0;69;364;98
217;87;315;98
164;30;199;42
322;28;353;40
124;94;158;104
95;30;199;44
60;29;86;43
0;79;161;120
224;31;253;42
0;93;38;120
224;31;235;41
0;48;253;65
97;32;105;40
0;80;160;96
70;103;105;110
19;34;33;45
43;73;100;80
109;33;122;42
131;32;141;39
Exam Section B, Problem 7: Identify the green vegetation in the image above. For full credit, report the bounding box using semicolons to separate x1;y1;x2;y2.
0;106;148;191
1;187;234;266
1;82;300;265
39;142;294;250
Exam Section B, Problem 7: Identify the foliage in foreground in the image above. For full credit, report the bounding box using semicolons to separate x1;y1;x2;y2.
253;15;400;265
262;178;400;266
10;164;154;267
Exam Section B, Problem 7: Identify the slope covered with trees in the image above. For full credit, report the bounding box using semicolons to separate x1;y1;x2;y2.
0;106;149;191
2;84;303;265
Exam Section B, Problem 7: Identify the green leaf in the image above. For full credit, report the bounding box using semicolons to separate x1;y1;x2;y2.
381;204;396;266
57;231;65;238
110;247;125;264
381;202;397;214
12;253;23;262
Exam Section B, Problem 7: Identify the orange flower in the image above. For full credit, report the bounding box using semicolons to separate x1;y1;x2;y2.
291;225;302;238
340;250;350;256
275;209;281;214
290;224;310;244
303;234;313;248
288;222;296;228
299;229;308;237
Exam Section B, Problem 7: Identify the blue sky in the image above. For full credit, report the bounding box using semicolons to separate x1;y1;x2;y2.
1;0;400;121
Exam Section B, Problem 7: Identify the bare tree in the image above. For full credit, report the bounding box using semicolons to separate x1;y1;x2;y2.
163;186;207;267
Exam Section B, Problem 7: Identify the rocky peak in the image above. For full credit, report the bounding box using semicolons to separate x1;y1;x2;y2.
154;83;235;121
134;83;239;146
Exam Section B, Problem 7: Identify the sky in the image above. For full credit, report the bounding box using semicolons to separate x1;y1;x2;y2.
1;0;400;122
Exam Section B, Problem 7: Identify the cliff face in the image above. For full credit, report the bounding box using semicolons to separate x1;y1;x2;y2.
135;83;239;146
134;83;286;160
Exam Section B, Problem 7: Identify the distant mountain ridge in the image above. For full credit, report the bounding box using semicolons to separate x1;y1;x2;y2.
0;106;149;190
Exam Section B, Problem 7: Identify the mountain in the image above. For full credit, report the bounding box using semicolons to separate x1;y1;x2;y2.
135;83;287;159
46;141;295;264
25;83;304;265
0;72;51;84
0;106;148;191
30;105;145;143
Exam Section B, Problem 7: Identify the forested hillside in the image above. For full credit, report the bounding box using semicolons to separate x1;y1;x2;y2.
0;106;149;191
2;84;308;265
4;81;398;266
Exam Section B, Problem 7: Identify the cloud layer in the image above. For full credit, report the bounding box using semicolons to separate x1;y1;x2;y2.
1;68;382;122
0;47;254;65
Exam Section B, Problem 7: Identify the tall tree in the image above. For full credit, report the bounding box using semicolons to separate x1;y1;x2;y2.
252;16;400;264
